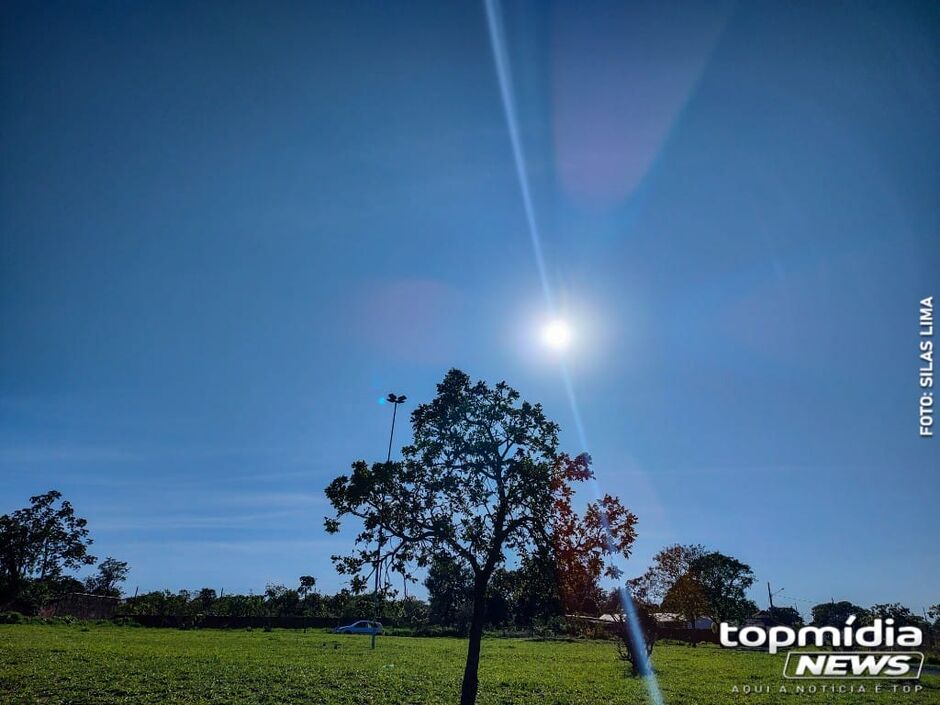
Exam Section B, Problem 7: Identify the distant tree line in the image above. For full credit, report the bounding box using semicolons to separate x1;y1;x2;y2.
3;490;937;649
810;599;936;633
120;579;427;625
118;560;575;632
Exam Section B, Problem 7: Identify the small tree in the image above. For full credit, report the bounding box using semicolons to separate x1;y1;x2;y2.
325;369;635;705
84;557;129;597
298;575;317;598
196;588;217;612
613;602;658;676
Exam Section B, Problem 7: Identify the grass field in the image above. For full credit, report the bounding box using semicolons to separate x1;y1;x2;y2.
1;624;938;704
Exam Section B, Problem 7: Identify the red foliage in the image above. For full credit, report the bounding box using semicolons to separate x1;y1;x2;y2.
549;453;638;615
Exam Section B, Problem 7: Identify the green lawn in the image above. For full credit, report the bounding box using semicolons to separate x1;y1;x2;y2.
1;624;937;704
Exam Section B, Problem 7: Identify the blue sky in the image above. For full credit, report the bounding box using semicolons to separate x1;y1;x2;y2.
1;1;937;615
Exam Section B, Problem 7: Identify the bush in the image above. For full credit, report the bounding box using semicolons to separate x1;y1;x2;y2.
531;617;567;639
0;611;25;624
411;624;464;638
39;616;77;626
613;607;659;677
112;617;142;627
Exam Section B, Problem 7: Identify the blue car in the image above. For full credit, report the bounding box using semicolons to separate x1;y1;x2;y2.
333;620;383;635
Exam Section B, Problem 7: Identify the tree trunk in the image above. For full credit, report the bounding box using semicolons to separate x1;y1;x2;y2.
459;577;488;705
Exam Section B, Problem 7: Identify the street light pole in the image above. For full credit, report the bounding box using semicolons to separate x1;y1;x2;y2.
385;394;404;466
373;392;406;649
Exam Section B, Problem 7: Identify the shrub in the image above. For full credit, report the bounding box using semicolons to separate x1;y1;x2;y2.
613;607;659;677
112;617;142;627
0;611;25;624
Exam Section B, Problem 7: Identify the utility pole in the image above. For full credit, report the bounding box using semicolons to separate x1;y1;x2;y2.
373;392;406;649
767;582;785;621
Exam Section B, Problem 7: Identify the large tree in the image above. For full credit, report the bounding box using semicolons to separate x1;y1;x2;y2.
0;490;96;605
325;369;635;705
811;600;869;628
629;544;706;621
690;551;756;624
767;606;803;627
661;573;710;628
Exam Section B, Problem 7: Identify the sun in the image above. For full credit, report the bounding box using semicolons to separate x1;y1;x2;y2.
541;319;573;352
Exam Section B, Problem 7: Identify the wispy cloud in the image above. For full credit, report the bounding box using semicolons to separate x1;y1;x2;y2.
213;491;327;509
122;538;344;555
92;508;308;531
220;468;325;483
0;444;140;464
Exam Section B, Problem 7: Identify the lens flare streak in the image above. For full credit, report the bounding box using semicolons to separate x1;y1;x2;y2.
483;2;664;702
483;0;554;312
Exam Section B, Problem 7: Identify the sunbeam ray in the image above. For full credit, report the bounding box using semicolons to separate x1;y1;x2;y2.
484;1;665;701
483;0;553;311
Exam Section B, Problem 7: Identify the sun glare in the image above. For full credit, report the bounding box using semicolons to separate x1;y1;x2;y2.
541;319;573;351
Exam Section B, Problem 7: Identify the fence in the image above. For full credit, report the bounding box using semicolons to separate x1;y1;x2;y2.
40;593;120;620
656;626;720;644
124;615;389;629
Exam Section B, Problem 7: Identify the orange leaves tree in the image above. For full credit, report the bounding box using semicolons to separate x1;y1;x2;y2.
550;453;638;616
